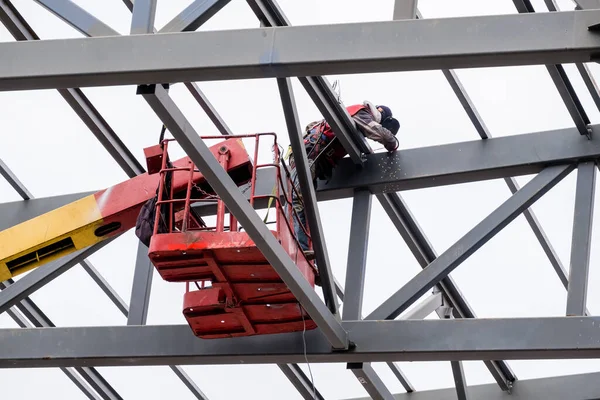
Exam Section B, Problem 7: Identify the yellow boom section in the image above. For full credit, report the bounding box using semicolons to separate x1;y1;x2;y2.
0;194;105;281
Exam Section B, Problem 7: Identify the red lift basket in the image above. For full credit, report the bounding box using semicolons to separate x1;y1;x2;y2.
147;133;318;339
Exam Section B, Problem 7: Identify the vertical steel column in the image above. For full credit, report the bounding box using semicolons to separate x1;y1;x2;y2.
130;0;157;34
341;185;394;399
127;242;154;325
566;161;596;316
277;77;339;315
342;189;372;321
445;310;470;400
393;0;418;19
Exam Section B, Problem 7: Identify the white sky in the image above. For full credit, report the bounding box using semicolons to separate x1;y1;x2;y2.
1;0;600;399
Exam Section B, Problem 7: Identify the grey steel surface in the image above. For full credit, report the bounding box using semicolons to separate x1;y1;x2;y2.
1;0;144;179
512;0;591;136
367;165;575;320
344;371;600;400
386;363;415;393
130;0;157;34
127;242;154;325
566;161;596;316
247;0;369;165
184;82;233;136
0;281;122;400
80;260;129;318
277;77;339;315
159;0;231;32
34;0;120;37
0;158;32;199
4;10;600;90
450;360;470;400
141;84;349;349
399;292;443;320
277;364;325;400
342;190;372;321
348;363;395;400
2;317;600;366
317;125;600;200
393;0;418;19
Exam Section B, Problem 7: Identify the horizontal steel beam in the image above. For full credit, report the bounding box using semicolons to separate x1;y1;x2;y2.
3;10;600;90
344;371;600;400
318;125;600;200
1;317;600;367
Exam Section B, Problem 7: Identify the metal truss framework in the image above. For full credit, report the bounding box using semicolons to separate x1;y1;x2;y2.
0;1;598;399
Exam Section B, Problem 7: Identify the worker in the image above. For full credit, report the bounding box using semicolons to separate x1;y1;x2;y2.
288;101;400;260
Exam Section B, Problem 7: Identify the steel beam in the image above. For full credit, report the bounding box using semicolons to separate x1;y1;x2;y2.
414;7;582;316
393;0;418;20
399;291;443;320
386;363;415;393
0;281;122;400
80;260;129;317
159;0;231;33
251;0;514;388
347;363;395;400
5;307;102;400
0;1;144;179
127;242;154;325
342;189;372;321
451;360;470;400
277;77;339;315
0;158;32;200
184;82;233;136
2;317;600;366
344;371;600;400
342;191;394;400
566;161;596;316
34;0;119;37
317;125;600;201
140;84;348;349
576;0;600;10
277;364;324;400
367;164;575;321
512;0;591;136
130;0;157;34
5;10;600;90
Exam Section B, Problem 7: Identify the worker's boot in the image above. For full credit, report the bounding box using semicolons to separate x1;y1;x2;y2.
303;250;315;261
